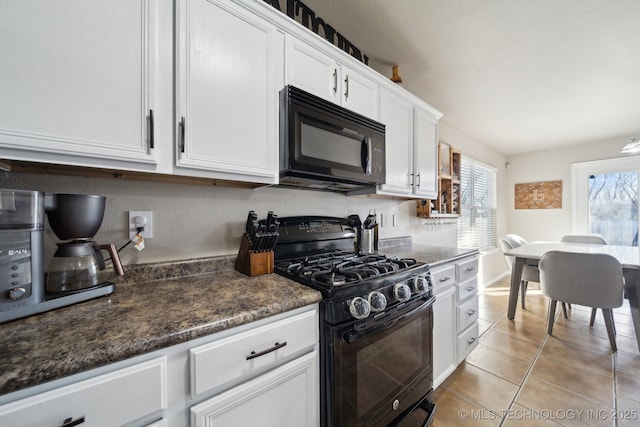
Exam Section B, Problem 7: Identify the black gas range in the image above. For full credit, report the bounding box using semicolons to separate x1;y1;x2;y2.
273;216;437;427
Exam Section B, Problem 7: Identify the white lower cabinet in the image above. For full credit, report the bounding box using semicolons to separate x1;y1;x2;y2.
0;358;167;427
430;254;479;387
432;285;456;388
191;351;317;427
0;305;319;426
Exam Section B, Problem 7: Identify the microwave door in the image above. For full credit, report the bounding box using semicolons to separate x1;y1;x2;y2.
299;120;368;174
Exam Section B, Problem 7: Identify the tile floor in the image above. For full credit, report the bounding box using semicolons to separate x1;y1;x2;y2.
430;275;640;427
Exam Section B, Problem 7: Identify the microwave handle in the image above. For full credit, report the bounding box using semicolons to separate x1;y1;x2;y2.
362;137;372;175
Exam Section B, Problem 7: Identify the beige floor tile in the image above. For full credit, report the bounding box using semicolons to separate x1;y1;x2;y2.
478;318;495;335
490;317;548;345
515;376;613;427
615;349;640;376
528;349;614;404
537;337;613;378
442;362;519;412
616;394;640;427
479;329;541;363
465;343;532;385
616;369;640;401
478;305;504;323
500;403;564;426
431;387;502;427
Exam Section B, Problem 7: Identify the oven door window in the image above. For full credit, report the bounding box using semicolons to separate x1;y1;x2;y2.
332;302;433;426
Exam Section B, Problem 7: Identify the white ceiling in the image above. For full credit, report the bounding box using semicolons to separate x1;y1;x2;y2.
299;0;640;156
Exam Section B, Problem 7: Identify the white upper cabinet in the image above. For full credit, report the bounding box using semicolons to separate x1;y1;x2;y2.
285;36;379;119
413;106;439;199
376;87;442;198
175;0;283;184
378;88;414;195
0;0;159;169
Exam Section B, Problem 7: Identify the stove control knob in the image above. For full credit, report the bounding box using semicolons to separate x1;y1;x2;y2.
393;283;411;302
368;291;387;312
413;276;427;293
349;296;371;320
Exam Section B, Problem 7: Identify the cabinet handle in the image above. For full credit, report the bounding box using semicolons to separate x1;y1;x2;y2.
333;69;338;93
466;286;475;292
466;309;476;317
439;276;451;282
467;337;476;345
344;75;349;98
466;267;475;272
148;109;155;149
179;116;186;153
246;341;287;360
416;173;421;187
59;416;85;427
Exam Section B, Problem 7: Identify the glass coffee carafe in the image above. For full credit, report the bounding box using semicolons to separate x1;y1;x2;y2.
45;193;124;294
46;241;122;293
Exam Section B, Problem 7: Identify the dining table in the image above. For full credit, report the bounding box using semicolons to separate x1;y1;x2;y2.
503;241;640;352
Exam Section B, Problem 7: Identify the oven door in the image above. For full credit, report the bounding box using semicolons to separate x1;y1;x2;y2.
330;295;436;426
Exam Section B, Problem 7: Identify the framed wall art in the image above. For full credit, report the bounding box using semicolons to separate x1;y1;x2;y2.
515;180;562;209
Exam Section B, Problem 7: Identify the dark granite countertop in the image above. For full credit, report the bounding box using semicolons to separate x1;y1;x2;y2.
0;256;322;397
381;242;479;267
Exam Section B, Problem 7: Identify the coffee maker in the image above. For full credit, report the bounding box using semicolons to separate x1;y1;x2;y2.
0;189;124;324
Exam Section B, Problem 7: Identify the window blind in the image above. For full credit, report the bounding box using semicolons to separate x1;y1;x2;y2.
457;157;497;251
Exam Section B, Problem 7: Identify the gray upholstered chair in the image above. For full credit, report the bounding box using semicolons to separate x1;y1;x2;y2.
560;234;607;325
539;250;623;352
499;234;541;309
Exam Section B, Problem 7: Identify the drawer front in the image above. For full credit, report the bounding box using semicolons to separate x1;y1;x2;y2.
431;264;457;292
0;357;166;427
456;295;479;332
457;257;478;283
190;308;318;397
457;277;478;302
457;321;480;363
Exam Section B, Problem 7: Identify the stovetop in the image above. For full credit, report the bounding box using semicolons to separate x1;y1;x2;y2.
274;250;426;297
272;216;433;324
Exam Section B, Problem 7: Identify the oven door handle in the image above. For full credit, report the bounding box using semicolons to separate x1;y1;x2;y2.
343;296;435;344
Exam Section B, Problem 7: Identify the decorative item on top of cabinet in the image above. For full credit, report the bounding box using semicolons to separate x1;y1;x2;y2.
390;65;403;86
416;142;461;218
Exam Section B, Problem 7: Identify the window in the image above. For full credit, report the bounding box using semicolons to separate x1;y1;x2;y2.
457;157;497;251
572;158;639;246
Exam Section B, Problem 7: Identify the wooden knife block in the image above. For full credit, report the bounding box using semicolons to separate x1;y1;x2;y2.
235;233;274;276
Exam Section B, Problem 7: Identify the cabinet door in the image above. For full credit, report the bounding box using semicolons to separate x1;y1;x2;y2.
176;0;282;184
285;36;340;104
378;89;413;195
0;0;158;167
413;106;438;199
433;286;456;388
340;65;379;119
191;351;318;427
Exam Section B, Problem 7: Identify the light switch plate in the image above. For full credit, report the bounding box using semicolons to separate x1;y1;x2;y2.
128;211;153;239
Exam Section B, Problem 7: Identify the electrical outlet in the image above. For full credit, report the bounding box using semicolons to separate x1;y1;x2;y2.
128;211;153;239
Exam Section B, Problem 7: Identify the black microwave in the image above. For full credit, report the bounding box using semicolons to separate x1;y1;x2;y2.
279;86;385;193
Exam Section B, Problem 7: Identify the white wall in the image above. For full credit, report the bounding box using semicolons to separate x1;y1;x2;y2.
505;137;638;242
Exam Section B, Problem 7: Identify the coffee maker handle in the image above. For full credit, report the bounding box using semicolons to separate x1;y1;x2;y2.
95;243;125;276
